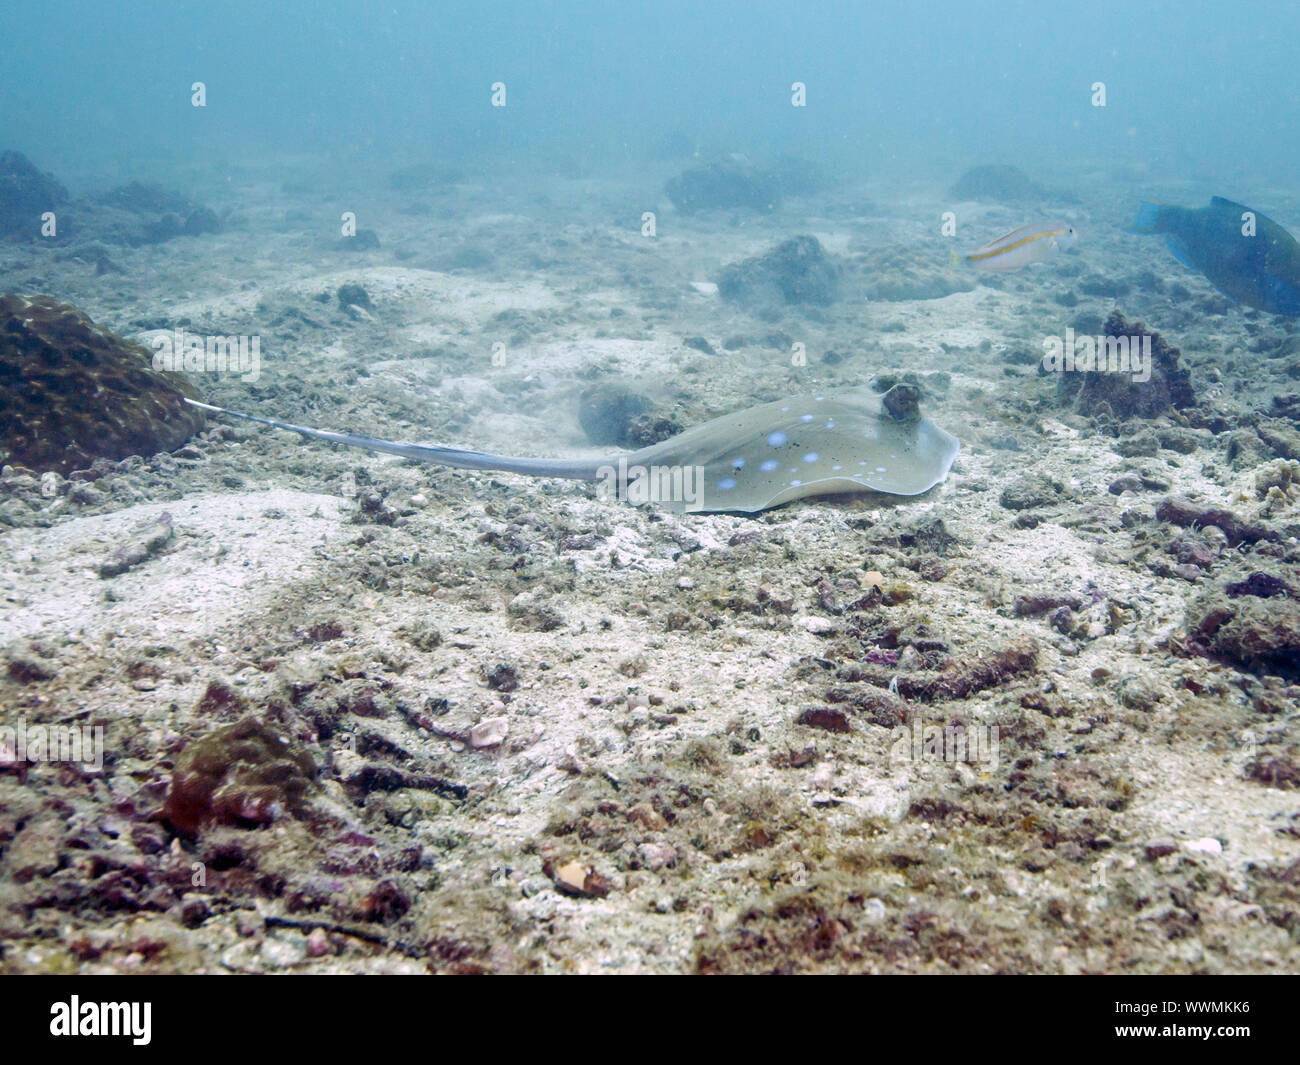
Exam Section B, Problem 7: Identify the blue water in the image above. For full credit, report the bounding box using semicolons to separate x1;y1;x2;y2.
3;0;1298;190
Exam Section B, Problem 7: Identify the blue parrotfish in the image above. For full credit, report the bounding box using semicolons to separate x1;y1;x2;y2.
1127;196;1300;316
184;383;959;514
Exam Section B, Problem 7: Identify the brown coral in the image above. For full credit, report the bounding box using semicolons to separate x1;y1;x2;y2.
163;717;318;836
0;293;203;473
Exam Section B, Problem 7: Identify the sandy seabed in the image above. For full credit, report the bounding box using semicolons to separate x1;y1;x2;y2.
1;161;1297;973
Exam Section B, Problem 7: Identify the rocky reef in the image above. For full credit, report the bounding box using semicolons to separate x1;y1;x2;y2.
949;163;1078;205
1055;310;1196;419
665;159;781;214
1183;570;1300;679
0;294;205;473
718;235;840;310
93;181;222;246
0;149;222;246
0;150;70;240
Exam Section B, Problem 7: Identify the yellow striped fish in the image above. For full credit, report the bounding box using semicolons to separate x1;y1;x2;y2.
956;221;1077;271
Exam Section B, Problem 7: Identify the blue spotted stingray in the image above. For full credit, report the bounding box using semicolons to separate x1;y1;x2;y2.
184;384;958;513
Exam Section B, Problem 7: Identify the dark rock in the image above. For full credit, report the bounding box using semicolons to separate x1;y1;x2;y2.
665;160;781;214
1116;430;1159;457
336;283;372;310
1056;311;1195;419
1170;534;1216;569
1245;757;1300;790
578;382;650;447
1186;592;1300;679
93;182;220;246
1000;474;1065;511
624;413;681;448
718;235;840;309
483;662;518;693
1144;838;1179;860
898;516;958;556
183;207;221;236
796;707;852;733
1156;427;1201;454
1014;592;1083;617
339;228;381;251
140;213;183;244
824;686;909;727
1225;572;1293;599
99;182;192;215
949;164;1077;204
0;150;69;239
1156;498;1278;547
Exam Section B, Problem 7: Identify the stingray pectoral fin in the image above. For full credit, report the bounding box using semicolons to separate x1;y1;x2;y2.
182;398;604;479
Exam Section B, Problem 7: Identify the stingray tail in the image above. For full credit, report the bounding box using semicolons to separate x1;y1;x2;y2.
184;398;608;480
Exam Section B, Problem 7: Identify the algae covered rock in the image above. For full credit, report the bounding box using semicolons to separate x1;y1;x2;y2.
1054;310;1196;419
164;717;318;835
0;294;205;473
718;235;840;309
1185;578;1300;679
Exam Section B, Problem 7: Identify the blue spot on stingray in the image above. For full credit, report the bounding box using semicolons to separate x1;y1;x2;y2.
800;414;814;422
767;431;787;447
717;477;737;491
876;466;887;473
760;459;779;472
803;453;819;463
732;457;745;469
780;406;790;412
831;465;842;471
815;396;825;402
790;479;802;486
825;421;835;429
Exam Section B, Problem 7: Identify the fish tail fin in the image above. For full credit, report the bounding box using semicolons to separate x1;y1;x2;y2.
1126;200;1167;234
